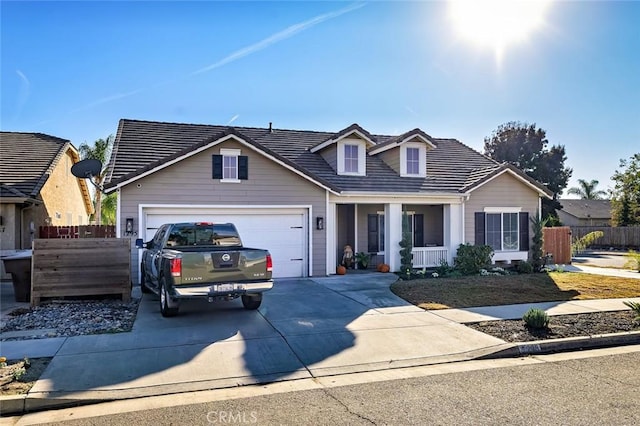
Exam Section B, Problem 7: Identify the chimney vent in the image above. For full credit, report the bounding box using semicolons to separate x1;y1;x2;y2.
269;122;273;133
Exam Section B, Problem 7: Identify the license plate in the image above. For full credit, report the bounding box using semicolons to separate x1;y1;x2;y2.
214;284;234;292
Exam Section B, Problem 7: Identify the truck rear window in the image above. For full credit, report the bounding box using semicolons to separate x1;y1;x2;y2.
166;224;242;247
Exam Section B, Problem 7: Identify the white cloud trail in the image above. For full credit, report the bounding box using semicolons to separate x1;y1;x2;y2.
192;2;366;75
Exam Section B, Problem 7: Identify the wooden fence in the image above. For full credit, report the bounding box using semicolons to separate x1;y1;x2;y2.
39;225;116;239
570;226;640;249
542;227;572;265
31;238;131;306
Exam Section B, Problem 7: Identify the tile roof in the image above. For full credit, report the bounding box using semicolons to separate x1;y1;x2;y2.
559;199;612;219
105;119;551;196
0;132;71;200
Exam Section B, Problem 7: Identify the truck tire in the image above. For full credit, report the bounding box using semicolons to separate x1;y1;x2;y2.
140;265;152;294
241;294;262;310
160;276;179;317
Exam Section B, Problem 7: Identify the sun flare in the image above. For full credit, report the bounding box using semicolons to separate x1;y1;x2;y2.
449;0;551;62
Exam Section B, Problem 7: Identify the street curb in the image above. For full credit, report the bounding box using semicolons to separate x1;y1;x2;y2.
0;394;25;415
3;331;640;417
477;331;640;359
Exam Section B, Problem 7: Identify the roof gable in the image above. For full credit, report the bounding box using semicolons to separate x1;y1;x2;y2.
368;128;436;155
104;122;337;193
309;123;376;153
462;163;553;198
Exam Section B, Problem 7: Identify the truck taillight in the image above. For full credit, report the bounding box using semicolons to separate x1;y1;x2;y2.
266;254;273;272
170;258;182;277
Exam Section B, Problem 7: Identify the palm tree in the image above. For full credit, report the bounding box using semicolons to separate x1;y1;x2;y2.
78;135;114;225
567;179;607;200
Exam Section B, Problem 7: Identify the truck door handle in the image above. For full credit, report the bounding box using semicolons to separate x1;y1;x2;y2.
290;226;303;229
291;258;303;261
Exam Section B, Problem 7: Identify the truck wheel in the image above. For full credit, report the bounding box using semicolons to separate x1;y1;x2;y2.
241;294;262;310
160;277;179;317
140;266;152;294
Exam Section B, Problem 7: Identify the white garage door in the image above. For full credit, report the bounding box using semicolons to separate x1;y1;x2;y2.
144;208;307;278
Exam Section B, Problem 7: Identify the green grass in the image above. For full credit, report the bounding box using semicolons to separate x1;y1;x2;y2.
390;272;640;310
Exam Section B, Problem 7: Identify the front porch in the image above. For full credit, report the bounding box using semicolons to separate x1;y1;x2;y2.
328;199;464;273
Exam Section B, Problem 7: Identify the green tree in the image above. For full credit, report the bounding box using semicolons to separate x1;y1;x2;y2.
484;122;572;221
529;213;548;272
399;212;413;277
611;153;640;226
78;135;114;225
100;192;117;225
567;179;607;200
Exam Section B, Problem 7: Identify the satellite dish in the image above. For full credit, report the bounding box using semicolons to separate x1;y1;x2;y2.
71;159;102;179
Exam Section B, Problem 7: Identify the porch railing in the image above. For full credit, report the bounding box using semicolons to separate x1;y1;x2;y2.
412;247;448;268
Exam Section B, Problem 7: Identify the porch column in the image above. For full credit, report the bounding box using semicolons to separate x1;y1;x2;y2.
326;202;336;275
444;203;464;264
385;203;403;272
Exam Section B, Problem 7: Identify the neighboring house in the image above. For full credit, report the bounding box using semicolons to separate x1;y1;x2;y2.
104;119;552;280
0;132;94;255
558;199;612;227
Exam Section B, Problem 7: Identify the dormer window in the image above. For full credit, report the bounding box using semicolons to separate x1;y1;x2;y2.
344;144;359;173
337;139;366;176
400;142;426;177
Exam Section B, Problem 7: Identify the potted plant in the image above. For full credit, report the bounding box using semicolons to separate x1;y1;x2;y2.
355;252;370;270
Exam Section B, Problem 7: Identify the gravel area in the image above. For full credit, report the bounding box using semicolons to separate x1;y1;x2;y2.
1;298;140;341
467;310;640;342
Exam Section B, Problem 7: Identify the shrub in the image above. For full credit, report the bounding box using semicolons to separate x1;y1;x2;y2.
522;308;550;329
455;244;493;275
436;259;454;276
516;261;534;274
624;250;640;272
399;212;413;273
623;301;640;322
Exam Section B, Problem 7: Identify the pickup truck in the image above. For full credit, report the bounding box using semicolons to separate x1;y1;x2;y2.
135;222;273;317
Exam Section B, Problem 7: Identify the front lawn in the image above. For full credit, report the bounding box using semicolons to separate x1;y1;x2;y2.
390;272;640;310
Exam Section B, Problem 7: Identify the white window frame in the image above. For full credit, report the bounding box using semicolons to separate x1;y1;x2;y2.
400;142;426;177
337;139;366;176
485;210;520;252
220;148;241;183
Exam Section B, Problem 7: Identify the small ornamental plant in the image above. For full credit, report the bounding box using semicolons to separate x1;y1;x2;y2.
623;301;640;323
522;308;550;329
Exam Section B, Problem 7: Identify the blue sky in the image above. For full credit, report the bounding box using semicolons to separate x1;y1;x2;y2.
2;1;638;197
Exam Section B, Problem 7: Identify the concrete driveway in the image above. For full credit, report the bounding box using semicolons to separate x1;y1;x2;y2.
14;273;505;406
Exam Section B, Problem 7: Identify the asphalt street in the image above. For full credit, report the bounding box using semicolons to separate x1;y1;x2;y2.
9;345;640;426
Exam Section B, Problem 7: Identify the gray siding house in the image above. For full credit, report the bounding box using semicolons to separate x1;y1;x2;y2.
104;119;552;280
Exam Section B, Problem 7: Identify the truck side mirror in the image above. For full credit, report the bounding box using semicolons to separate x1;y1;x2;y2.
135;238;145;248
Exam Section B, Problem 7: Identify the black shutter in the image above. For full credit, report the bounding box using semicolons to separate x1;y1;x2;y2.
238;156;248;180
414;214;424;247
212;155;223;179
475;212;486;245
519;212;529;251
368;214;378;252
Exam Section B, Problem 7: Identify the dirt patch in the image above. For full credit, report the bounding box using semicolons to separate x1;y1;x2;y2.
0;357;51;395
467;310;640;342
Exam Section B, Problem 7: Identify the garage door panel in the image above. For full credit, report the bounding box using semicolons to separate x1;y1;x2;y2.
144;210;306;278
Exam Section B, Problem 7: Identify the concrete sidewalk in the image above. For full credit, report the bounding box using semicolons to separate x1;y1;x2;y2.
1;267;639;415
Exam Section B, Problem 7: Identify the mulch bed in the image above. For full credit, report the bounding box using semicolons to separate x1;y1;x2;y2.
467;310;640;342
